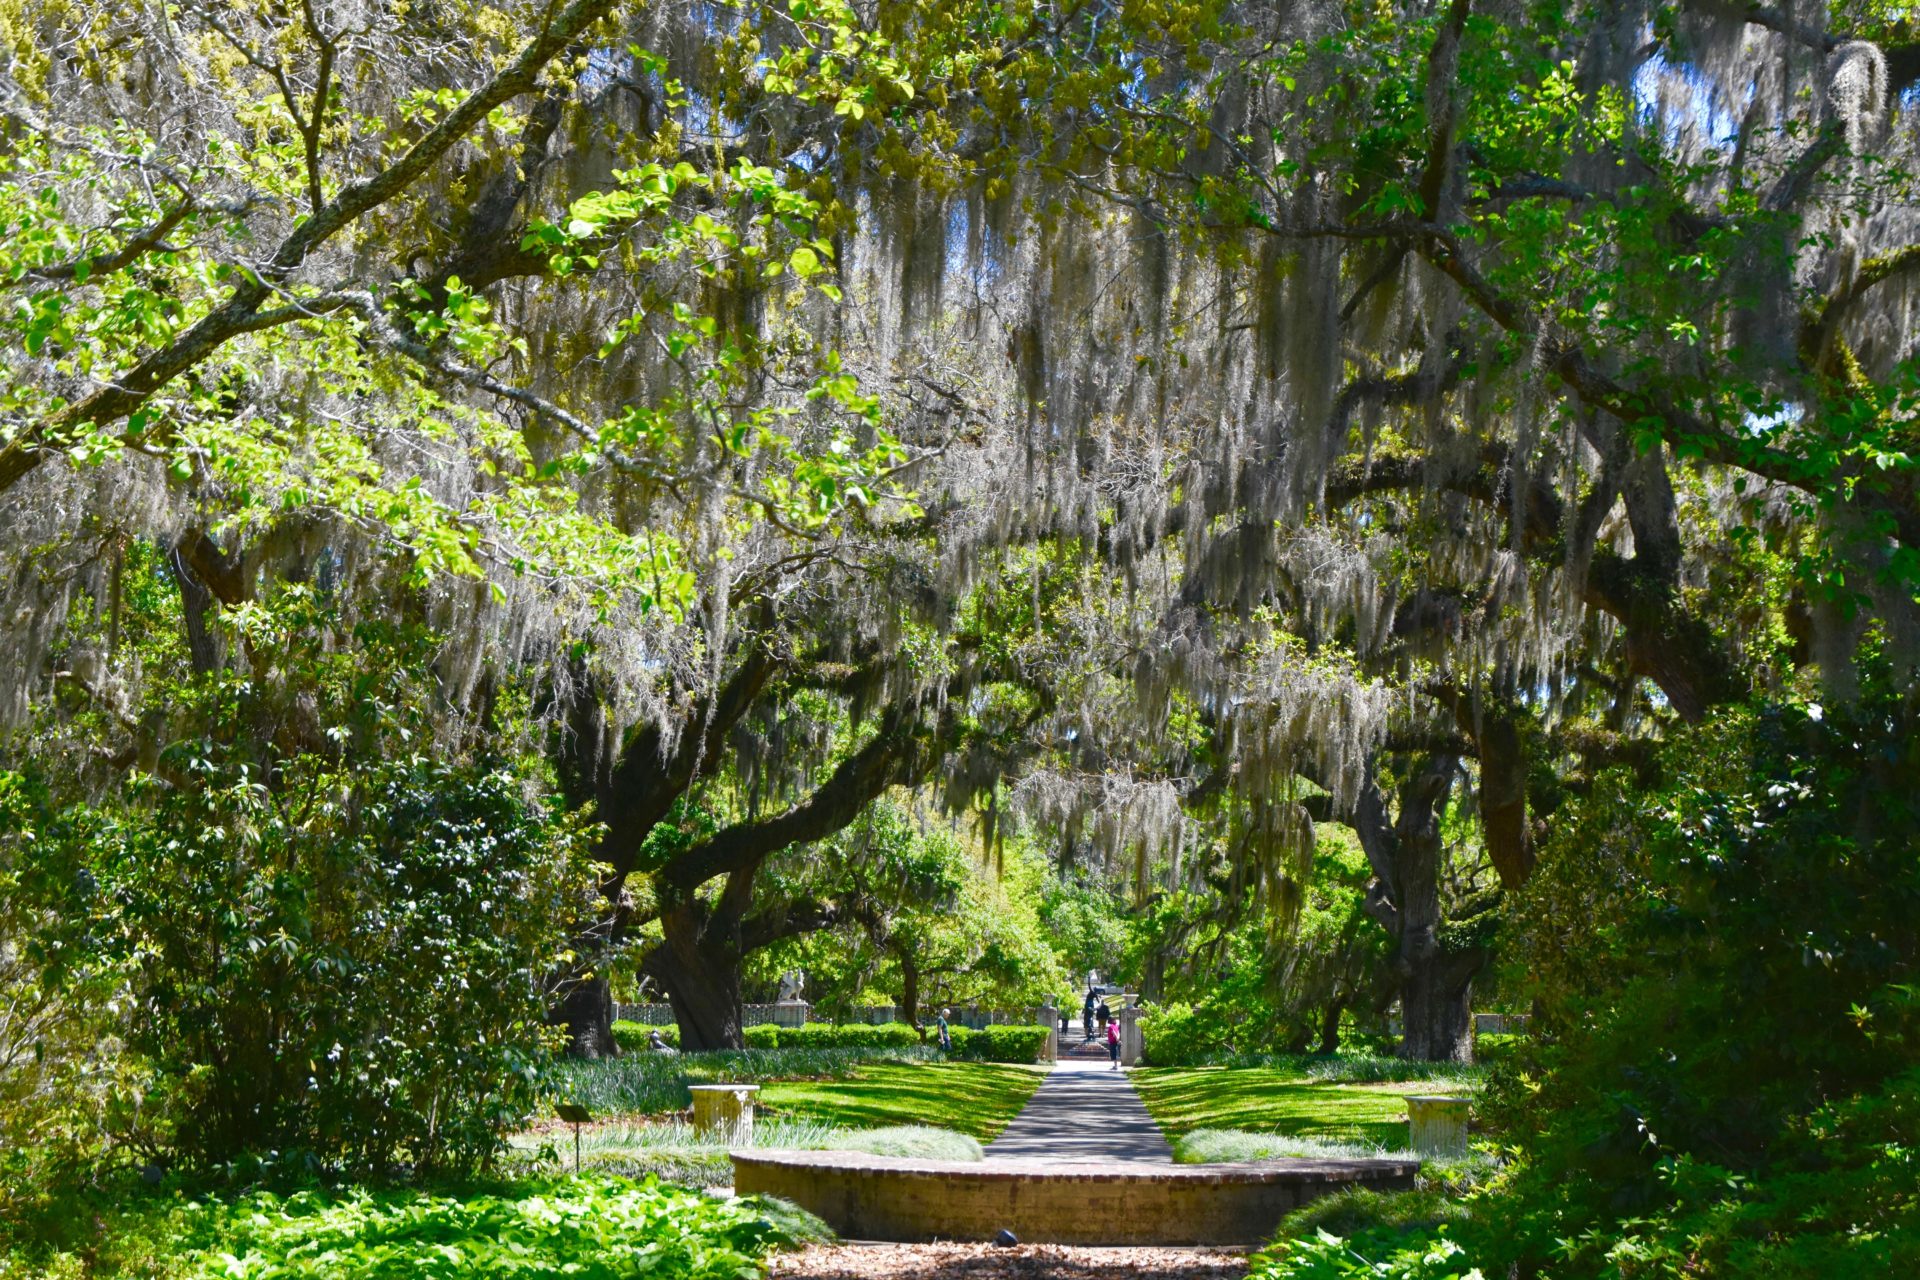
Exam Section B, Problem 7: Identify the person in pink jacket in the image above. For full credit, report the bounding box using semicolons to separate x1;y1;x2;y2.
1105;1016;1121;1069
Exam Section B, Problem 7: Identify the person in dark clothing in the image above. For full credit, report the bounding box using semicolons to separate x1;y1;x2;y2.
1096;999;1111;1032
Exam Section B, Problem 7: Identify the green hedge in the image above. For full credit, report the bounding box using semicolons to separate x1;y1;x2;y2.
628;1020;1047;1061
611;1021;678;1053
741;1022;923;1050
946;1025;1050;1063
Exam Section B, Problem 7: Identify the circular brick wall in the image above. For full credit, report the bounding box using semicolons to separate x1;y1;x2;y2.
729;1150;1419;1245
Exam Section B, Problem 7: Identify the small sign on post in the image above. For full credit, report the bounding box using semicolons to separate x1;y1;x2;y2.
555;1102;593;1174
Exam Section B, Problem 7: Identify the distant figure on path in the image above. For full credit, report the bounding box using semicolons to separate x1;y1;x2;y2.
937;1007;953;1052
1096;999;1112;1033
1105;1017;1121;1069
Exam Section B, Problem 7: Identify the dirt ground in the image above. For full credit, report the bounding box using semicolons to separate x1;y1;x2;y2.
766;1242;1253;1280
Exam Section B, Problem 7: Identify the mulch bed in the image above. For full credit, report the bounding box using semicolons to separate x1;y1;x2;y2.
767;1242;1252;1279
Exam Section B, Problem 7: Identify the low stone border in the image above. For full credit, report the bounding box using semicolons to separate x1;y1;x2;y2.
730;1150;1419;1245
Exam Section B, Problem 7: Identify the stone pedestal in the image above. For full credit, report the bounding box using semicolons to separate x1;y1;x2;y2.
1119;1004;1144;1066
771;999;809;1028
690;1084;760;1142
1404;1095;1470;1157
1032;1006;1059;1063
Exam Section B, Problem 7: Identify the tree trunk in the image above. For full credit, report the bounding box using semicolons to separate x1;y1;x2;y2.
550;975;614;1058
661;958;744;1052
897;948;921;1030
1317;996;1345;1056
650;901;747;1051
1397;943;1478;1063
1348;755;1484;1063
170;545;223;674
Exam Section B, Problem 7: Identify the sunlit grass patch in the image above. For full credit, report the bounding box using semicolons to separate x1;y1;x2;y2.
546;1045;940;1116
1133;1064;1475;1147
509;1115;983;1187
756;1061;1044;1141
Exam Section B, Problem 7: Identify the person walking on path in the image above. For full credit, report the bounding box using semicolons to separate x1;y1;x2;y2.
1105;1016;1121;1069
936;1007;952;1052
1097;998;1112;1033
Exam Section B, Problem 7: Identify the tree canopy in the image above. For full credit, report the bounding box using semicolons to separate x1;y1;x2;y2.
4;0;1920;1265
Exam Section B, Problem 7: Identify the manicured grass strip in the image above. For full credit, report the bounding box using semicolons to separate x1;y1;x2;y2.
758;1061;1045;1141
549;1045;939;1116
1133;1067;1451;1147
512;1119;984;1187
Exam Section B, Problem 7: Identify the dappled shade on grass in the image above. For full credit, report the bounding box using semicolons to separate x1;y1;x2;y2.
758;1061;1044;1141
1133;1068;1448;1148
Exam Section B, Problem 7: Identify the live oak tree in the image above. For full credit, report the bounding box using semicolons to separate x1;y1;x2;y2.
11;0;1920;1074
0;0;1073;1055
858;0;1920;1058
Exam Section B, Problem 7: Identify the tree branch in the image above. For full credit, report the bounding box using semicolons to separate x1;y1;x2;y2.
658;713;923;896
0;0;617;495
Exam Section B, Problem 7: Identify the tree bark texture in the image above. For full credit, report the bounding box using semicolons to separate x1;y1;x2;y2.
1348;756;1485;1063
549;975;615;1059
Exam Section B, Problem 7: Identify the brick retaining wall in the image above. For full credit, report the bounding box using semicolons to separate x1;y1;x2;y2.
729;1150;1419;1245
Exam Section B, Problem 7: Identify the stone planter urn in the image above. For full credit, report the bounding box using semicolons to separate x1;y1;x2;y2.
689;1083;760;1142
1404;1095;1471;1157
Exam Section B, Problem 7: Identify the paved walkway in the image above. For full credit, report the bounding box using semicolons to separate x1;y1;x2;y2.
985;1057;1173;1164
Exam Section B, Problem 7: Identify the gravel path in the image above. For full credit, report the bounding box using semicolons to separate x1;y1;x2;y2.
767;1242;1251;1279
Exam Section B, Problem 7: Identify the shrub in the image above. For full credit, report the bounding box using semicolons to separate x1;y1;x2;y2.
742;1024;782;1049
1476;698;1920;1276
1136;1001;1229;1066
0;774;136;1224
25;750;599;1177
946;1025;1049;1062
610;1021;678;1053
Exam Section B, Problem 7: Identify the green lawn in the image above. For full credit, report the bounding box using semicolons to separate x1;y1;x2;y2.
1133;1067;1446;1148
757;1061;1045;1141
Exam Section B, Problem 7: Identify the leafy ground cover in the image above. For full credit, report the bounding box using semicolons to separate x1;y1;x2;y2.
1133;1065;1475;1148
756;1061;1044;1141
2;1175;825;1280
